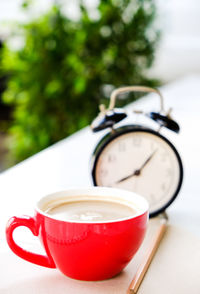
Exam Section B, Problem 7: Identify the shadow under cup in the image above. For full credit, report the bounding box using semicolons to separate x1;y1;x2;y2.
6;187;149;281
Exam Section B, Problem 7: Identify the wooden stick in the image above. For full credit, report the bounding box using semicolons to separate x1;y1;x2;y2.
127;215;167;294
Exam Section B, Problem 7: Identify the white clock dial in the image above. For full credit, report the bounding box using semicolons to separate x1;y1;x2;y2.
94;130;182;215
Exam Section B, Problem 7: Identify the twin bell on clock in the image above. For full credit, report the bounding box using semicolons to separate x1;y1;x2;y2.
90;86;183;217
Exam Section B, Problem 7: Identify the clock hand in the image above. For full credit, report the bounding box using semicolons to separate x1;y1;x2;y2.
116;149;157;184
116;170;139;183
138;149;157;173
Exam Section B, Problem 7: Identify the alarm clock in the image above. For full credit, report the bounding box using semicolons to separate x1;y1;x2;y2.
90;86;183;217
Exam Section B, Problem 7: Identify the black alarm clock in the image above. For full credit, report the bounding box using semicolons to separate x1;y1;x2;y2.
90;86;183;217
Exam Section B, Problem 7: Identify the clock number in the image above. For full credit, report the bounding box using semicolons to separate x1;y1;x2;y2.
150;142;157;151
166;168;172;177
161;152;168;162
107;154;116;163
118;142;126;152
150;193;156;203
99;169;108;177
161;183;166;191
133;137;141;147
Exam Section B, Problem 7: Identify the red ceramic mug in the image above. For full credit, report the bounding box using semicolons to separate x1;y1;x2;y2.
6;187;148;281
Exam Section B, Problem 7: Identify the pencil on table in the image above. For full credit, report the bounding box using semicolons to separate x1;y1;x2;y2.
127;214;167;294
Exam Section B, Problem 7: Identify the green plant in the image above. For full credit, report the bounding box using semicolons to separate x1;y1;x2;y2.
1;0;160;163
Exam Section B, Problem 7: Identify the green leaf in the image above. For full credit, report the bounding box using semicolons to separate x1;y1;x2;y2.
0;0;160;164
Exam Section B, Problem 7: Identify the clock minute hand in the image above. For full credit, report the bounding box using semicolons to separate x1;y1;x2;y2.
116;149;157;184
138;149;157;173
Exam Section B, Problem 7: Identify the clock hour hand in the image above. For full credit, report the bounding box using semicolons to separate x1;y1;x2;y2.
116;170;139;183
116;149;157;184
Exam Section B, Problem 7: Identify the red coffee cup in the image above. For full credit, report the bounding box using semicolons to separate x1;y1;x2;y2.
6;187;148;281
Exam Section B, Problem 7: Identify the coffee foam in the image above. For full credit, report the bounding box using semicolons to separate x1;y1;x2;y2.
44;199;137;222
37;188;148;223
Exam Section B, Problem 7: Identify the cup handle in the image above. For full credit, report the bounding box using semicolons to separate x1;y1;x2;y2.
6;216;56;268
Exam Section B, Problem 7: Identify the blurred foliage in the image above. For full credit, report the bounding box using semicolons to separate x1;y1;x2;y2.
0;40;11;132
1;0;160;164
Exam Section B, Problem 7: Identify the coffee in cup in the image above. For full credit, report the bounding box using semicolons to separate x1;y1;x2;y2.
6;187;148;281
44;199;137;222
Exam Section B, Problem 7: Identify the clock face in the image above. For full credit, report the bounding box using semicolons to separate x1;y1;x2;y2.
93;129;183;216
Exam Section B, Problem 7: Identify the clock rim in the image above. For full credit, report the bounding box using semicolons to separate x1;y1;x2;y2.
91;125;183;218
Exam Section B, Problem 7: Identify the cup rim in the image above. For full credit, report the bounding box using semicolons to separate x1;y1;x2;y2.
36;187;149;224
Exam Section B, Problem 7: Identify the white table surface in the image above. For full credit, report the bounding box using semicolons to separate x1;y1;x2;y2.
0;75;200;291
